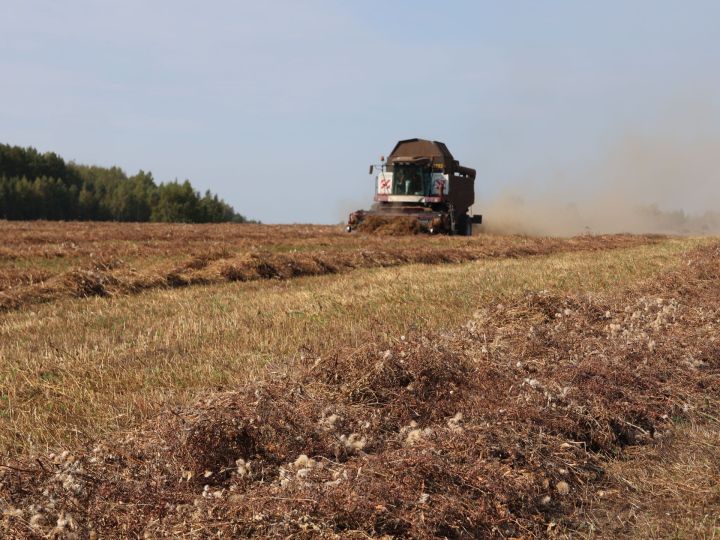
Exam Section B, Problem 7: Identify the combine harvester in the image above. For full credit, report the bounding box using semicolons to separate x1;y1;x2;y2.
347;138;482;235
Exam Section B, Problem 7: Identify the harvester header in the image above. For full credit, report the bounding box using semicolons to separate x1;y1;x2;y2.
348;138;481;235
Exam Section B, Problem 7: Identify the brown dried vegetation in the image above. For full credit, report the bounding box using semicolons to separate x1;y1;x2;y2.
355;215;422;235
1;235;718;538
0;221;663;311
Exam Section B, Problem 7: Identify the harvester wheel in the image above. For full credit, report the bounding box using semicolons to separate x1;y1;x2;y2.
456;214;473;236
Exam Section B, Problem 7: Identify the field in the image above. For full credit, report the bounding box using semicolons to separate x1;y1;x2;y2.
0;221;718;538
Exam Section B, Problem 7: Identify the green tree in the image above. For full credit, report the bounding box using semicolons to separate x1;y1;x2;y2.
0;143;249;223
151;180;200;222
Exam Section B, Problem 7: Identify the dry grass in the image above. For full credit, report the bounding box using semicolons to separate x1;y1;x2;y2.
580;422;720;539
0;220;665;311
0;235;695;458
0;222;717;538
0;235;717;538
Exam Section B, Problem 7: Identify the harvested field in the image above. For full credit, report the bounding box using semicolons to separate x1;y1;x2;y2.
1;242;719;537
0;221;664;311
0;222;718;538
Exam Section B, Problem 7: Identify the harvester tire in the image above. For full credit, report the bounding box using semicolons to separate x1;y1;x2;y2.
456;214;472;236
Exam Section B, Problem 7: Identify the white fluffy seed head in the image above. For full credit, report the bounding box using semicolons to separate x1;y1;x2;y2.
447;412;464;433
235;458;251;478
340;433;366;452
29;513;47;528
293;454;317;469
319;414;339;432
405;427;432;446
405;429;423;445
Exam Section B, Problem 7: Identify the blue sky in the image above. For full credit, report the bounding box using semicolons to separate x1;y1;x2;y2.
2;1;719;223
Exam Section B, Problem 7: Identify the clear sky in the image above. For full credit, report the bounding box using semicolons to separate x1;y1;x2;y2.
2;1;719;223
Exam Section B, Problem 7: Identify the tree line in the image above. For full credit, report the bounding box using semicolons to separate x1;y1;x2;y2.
0;143;250;222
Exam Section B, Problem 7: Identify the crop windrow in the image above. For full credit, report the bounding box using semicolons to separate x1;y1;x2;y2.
1;241;718;538
0;222;664;311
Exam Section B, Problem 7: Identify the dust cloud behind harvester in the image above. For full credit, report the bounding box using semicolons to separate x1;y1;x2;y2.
480;109;720;236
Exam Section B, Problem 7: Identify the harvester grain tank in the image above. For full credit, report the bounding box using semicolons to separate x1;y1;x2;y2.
347;138;481;235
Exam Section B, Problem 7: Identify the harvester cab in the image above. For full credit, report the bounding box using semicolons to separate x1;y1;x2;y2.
347;138;481;235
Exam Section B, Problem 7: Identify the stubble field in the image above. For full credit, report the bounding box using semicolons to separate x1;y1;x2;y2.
0;221;718;538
